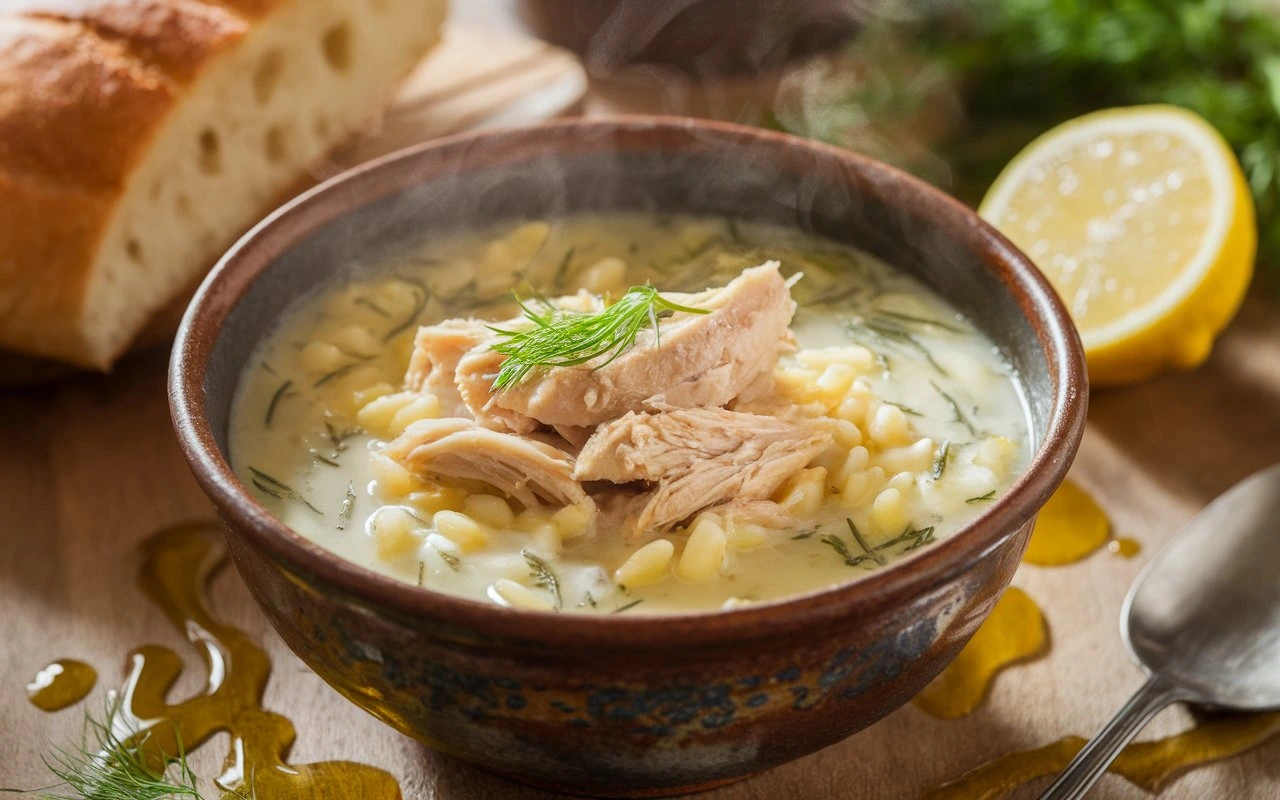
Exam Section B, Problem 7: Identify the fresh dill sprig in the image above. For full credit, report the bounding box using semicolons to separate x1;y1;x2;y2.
436;548;461;572
4;699;206;800
489;285;709;391
523;550;562;610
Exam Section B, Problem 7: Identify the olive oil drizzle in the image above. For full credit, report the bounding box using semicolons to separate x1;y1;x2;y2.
927;711;1280;798
27;659;97;712
913;587;1047;720
31;523;401;800
1024;479;1142;565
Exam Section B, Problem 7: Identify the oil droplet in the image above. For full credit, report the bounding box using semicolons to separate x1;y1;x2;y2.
927;711;1280;798
1024;479;1109;565
924;736;1085;800
27;659;96;711
1114;709;1280;792
1108;537;1141;558
913;587;1047;719
34;523;402;800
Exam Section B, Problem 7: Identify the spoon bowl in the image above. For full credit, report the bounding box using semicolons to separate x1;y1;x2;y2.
1125;462;1280;709
1041;463;1280;799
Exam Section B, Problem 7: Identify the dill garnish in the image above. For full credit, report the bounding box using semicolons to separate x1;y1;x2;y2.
849;317;948;375
383;277;430;342
932;381;978;436
353;297;390;317
966;490;997;504
337;483;355;530
437;548;460;572
582;591;597;608
417;561;425;587
10;698;250;800
820;533;869;567
489;285;710;391
308;448;340;468
931;440;952;480
790;529;816;540
552;246;576;289
874;309;965;334
264;380;295;428
312;362;360;389
613;599;644;614
846;518;887;566
885;400;923;417
902;526;937;552
522;550;562;610
322;420;361;453
248;467;323;515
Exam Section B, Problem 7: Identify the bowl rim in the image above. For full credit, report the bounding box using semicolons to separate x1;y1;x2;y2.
169;115;1087;649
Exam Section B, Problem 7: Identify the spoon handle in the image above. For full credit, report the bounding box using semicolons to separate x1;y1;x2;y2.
1037;676;1180;800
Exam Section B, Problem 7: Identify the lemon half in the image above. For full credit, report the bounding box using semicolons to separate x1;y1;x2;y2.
979;105;1256;386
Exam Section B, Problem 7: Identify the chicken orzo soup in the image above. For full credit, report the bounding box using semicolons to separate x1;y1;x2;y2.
230;214;1030;614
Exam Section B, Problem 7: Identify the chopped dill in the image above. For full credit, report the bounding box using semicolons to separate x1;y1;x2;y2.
437;548;461;572
489;285;709;391
849;316;948;375
931;440;952;480
885;401;923;417
966;490;997;504
932;381;978;436
790;529;816;540
417;561;425;587
308;448;340;468
353;296;390;317
264;380;295;428
820;533;871;568
552;246;576;289
383;277;431;342
337;483;355;530
874;309;966;334
312;361;361;389
613;599;644;614
582;592;597;608
248;467;323;515
322;420;361;453
523;550;562;610
902;526;937;552
846;518;886;567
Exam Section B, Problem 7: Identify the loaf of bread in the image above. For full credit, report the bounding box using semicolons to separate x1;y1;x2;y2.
0;0;446;369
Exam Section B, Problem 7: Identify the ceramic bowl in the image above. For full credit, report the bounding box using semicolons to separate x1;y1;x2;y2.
170;117;1086;797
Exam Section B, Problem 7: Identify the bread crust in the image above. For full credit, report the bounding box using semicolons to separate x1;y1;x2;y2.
0;4;254;365
0;0;436;368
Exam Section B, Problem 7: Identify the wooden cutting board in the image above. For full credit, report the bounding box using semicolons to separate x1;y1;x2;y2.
3;20;1279;800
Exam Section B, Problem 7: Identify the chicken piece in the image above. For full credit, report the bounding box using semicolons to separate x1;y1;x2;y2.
384;417;594;514
403;318;491;418
574;405;830;532
457;262;795;430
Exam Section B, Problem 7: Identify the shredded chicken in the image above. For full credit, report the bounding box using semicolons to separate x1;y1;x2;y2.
384;418;595;515
403;319;490;418
574;405;831;532
454;262;795;430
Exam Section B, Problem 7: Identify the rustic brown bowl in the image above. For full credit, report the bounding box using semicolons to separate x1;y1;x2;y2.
169;117;1086;797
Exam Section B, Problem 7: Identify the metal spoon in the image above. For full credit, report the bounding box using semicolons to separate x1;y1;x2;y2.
1039;463;1280;800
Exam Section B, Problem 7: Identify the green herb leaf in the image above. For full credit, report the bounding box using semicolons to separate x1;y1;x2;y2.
248;467;323;516
966;490;998;504
931;439;952;480
522;549;562;610
489;285;710;391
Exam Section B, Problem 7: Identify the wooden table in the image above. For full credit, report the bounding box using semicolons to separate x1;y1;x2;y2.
4;21;1280;800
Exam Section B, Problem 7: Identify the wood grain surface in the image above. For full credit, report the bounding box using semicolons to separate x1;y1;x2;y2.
3;16;1280;800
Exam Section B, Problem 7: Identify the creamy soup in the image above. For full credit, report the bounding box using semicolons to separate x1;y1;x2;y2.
230;214;1030;614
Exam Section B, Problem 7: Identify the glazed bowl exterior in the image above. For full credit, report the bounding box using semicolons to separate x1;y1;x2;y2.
170;117;1086;797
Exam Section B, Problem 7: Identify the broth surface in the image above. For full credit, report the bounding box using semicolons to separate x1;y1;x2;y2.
230;214;1031;614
